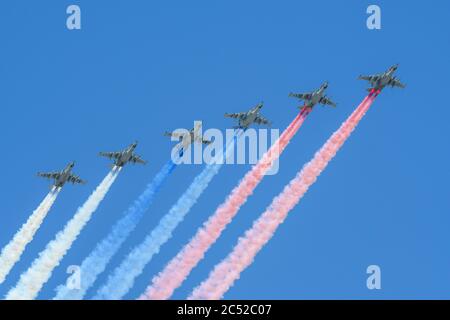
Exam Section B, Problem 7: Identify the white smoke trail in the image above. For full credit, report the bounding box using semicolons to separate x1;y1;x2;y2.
0;188;61;284
5;168;121;300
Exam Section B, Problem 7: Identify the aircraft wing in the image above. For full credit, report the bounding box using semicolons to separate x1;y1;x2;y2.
164;131;186;139
224;112;245;120
358;74;379;81
254;115;271;125
289;92;313;100
391;78;406;88
37;172;60;180
68;174;86;184
99;151;121;160
320;97;337;107
130;155;147;164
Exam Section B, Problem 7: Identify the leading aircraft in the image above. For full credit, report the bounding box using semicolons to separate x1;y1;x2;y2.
37;162;86;188
289;82;337;111
224;102;271;130
99;141;147;167
358;64;406;92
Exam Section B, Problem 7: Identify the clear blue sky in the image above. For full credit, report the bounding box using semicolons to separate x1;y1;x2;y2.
0;1;449;299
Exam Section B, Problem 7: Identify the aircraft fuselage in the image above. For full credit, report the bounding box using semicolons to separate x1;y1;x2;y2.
368;65;399;91
115;145;136;167
239;110;258;128
238;105;263;129
305;87;326;109
54;164;74;187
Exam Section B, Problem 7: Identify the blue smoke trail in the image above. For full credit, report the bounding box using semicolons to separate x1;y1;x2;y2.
93;132;242;300
53;160;177;300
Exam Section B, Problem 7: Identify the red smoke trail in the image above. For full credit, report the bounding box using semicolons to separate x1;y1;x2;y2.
189;93;378;299
140;111;310;300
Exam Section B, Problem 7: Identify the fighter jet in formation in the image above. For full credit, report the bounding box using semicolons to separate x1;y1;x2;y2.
224;102;271;130
99;141;147;167
289;82;337;111
358;64;406;92
37;162;86;188
164;123;212;153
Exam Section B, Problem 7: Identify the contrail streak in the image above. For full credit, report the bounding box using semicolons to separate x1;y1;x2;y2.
0;188;61;284
189;93;377;299
140;112;309;300
53;161;176;300
94;132;243;300
5;168;121;300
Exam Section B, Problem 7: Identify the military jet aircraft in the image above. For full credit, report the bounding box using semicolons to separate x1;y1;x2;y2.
224;102;271;130
358;64;406;92
37;162;86;188
164;123;212;153
289;82;337;111
99;141;147;167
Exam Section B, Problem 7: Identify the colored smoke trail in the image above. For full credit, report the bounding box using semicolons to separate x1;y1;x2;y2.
140;112;308;300
94;132;242;300
0;188;61;284
53;162;176;300
5;168;121;300
189;94;377;300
